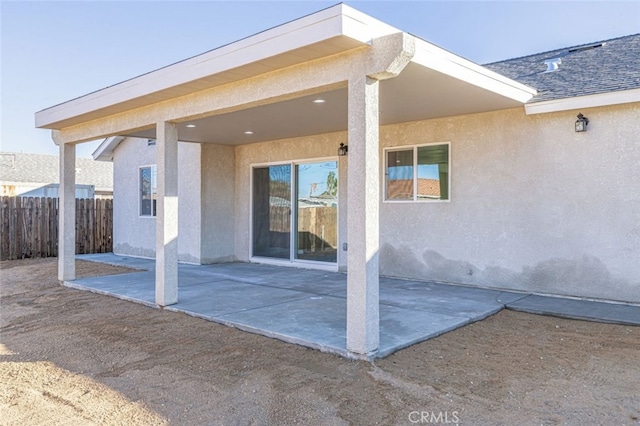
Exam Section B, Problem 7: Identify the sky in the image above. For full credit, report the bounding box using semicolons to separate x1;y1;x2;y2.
1;1;639;158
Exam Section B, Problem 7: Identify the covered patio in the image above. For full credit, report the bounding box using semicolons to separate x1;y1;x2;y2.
69;254;526;359
36;4;539;359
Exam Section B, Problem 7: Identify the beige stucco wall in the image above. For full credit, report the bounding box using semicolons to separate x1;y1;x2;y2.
200;143;236;263
112;102;639;303
378;103;640;303
231;102;639;303
112;137;202;263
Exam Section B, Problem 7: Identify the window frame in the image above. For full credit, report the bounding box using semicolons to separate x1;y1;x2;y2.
383;141;451;203
138;164;157;218
248;156;339;271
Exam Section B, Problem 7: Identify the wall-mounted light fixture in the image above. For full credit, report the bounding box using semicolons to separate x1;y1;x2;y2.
575;113;589;132
338;143;348;156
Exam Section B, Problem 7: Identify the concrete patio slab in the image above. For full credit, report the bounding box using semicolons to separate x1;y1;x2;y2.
65;270;157;307
507;294;640;326
71;253;639;358
170;280;315;317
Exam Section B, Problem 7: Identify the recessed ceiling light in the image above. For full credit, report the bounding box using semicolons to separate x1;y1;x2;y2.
185;124;196;128
312;99;326;103
244;131;254;135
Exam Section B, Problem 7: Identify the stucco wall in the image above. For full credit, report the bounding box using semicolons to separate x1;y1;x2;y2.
112;137;202;263
378;104;640;303
201;143;236;263
232;103;639;303
113;102;639;303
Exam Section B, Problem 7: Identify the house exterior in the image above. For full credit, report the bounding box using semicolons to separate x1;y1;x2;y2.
0;152;113;199
35;4;639;357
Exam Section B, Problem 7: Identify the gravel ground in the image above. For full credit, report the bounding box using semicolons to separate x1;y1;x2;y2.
1;258;639;425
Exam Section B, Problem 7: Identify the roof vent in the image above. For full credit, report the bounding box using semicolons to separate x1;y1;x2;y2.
568;42;605;53
543;58;562;73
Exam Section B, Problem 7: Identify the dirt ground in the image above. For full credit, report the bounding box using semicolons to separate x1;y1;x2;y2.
1;258;638;425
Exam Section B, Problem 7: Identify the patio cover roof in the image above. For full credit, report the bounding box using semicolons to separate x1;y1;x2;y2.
35;3;535;153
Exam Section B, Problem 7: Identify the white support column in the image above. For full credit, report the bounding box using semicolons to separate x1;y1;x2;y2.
346;75;380;355
155;121;179;306
58;142;76;281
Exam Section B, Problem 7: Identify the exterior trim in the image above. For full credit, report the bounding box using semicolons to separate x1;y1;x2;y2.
93;136;124;161
412;40;537;103
525;88;640;115
35;4;396;130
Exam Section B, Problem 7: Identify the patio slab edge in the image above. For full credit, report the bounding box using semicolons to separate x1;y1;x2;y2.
506;294;640;326
162;305;366;359
63;280;158;309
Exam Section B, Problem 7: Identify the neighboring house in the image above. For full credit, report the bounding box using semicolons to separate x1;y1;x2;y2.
35;4;639;356
0;152;113;199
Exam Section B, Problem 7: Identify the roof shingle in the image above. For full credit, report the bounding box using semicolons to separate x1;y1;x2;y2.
484;34;640;103
0;152;113;190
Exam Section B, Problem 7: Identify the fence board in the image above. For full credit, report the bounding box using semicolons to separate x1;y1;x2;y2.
0;197;9;259
0;196;113;261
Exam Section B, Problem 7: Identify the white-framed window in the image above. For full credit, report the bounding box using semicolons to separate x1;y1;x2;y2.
139;165;157;217
384;142;450;202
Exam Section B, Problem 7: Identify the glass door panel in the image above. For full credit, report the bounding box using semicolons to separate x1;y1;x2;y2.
252;165;291;259
295;161;338;263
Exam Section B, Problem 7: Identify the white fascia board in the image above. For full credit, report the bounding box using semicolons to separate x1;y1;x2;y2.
92;136;124;161
525;88;640;115
340;4;400;42
412;39;537;103
36;4;396;130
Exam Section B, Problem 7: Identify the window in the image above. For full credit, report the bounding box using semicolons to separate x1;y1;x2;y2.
140;165;157;217
385;143;449;202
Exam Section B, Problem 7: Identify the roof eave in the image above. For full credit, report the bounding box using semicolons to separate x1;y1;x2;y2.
525;88;640;114
35;4;400;130
93;136;124;161
411;38;537;104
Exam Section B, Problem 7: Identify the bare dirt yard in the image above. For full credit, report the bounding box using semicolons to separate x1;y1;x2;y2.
1;258;639;425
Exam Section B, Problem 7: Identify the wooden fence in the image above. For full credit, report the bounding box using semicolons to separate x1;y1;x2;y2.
269;206;338;248
0;196;113;261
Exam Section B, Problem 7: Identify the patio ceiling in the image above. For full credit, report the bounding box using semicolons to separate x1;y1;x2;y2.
124;61;527;145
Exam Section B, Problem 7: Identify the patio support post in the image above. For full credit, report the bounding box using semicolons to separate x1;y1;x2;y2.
155;121;179;306
346;74;380;356
58;141;76;281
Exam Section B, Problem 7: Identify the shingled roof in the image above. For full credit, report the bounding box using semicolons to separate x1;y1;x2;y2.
0;152;113;190
484;34;640;103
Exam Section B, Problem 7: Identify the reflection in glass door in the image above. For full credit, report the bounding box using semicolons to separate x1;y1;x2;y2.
252;165;291;259
295;161;337;263
252;160;338;264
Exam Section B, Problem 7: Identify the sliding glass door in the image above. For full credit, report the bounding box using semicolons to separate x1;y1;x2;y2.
295;161;337;262
252;160;338;264
252;165;291;259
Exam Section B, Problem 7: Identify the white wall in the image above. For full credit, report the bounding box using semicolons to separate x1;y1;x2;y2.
112;138;202;263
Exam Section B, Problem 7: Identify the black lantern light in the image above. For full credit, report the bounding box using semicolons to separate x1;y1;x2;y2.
338;143;348;156
575;113;589;132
